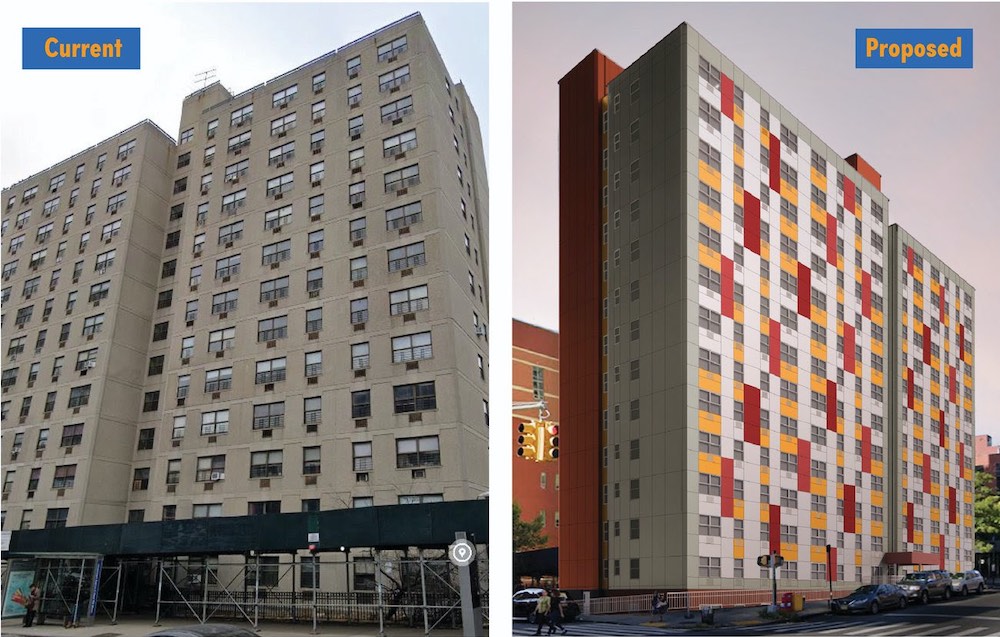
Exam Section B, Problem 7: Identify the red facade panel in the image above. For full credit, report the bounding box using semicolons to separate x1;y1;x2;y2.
923;453;931;493
844;485;856;533
744;192;761;254
861;427;871;474
769;504;781;555
769;133;781;192
861;272;872;319
907;368;915;409
949;486;957;524
960;324;965;360
797;262;811;318
744;385;761;445
557;50;622;591
721;457;734;517
922;324;932;365
826;214;838;265
826;380;838;431
907;502;915;542
843;176;855;212
907;246;915;275
769;319;781;376
721;256;735;318
939;289;946;322
844;324;855;373
797;438;811;492
828;547;838;582
939;535;946;570
720;74;734;118
949;366;957;403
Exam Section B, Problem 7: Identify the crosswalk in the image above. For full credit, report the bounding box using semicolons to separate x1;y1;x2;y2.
736;619;1000;636
512;620;688;636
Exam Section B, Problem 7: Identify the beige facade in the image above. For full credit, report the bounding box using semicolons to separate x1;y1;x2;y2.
1;14;488;533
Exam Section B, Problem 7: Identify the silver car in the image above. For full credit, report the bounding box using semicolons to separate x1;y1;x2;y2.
950;569;986;596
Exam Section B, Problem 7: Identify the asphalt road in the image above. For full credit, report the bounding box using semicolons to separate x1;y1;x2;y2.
729;590;1000;636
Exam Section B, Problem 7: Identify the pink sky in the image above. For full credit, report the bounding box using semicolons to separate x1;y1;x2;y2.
513;3;1000;440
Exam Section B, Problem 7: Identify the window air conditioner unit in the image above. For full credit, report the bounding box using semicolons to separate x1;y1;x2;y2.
211;471;225;481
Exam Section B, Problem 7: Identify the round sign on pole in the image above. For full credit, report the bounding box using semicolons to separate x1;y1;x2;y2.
449;539;475;567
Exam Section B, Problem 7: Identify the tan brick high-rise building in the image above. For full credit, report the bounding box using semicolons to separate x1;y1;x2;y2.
1;13;488;538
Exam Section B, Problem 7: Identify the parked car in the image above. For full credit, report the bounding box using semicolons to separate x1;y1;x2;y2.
512;588;580;622
950;570;986;596
832;584;908;615
897;570;952;604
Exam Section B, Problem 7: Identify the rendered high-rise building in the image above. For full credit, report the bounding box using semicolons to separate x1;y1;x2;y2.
2;13;488;548
558;23;973;592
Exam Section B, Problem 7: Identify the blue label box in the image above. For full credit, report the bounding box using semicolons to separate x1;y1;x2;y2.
23;28;140;69
856;28;973;69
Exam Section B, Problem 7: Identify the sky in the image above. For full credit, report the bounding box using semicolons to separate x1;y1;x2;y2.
0;2;488;188
513;3;1000;441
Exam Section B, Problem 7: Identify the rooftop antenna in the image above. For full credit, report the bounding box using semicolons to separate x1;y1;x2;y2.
194;68;217;90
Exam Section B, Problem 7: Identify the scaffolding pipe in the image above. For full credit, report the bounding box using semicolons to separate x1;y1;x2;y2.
311;554;318;634
253;553;260;631
201;560;209;623
73;558;86;626
419;550;430;636
112;563;123;624
376;551;385;637
154;559;164;626
290;553;297;625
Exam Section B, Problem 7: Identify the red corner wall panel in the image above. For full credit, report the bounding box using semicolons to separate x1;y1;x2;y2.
843;176;855;212
907;246;915;275
906;502;915;542
826;214;838;265
557;50;622;591
769;504;781;555
769;133;781;192
923;453;931;493
907;368;915;409
861;426;871;474
826;380;838;431
829;547;838;582
797;262;811;318
861;272;872;319
844;485;856;533
922;324;932;365
721;74;734;118
744;385;761;445
959;324;965;360
721;457;734;517
844;324;855;373
721;256;735;318
797;438;811;492
769;319;781;376
949;486;957;524
939;535;946;570
744;192;761;255
939;289;946;323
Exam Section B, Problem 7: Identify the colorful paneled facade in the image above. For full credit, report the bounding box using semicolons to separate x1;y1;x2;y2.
559;23;973;592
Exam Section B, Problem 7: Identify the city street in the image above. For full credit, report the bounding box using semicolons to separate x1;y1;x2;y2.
512;592;1000;636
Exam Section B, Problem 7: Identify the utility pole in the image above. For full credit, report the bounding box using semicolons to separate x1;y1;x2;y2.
771;552;778;611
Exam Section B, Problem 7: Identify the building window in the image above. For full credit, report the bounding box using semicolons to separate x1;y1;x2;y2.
399;494;444;505
352;390;371;419
132;468;150;491
260;276;290;302
253;402;285;431
381;95;414;123
45;508;69;529
208;327;236;351
393;381;436;413
255;358;287;385
52;464;77;489
390;284;428;315
68;385;91;408
193;503;222;518
272;83;298;108
392;332;432;363
248;501;281;516
306;307;323;333
386;201;422;230
384;164;420;193
304;396;322;425
350;256;368;282
257;315;288;341
396;436;440;468
378;65;410;92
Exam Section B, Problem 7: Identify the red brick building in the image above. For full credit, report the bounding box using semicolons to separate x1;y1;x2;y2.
513;319;560;549
976;435;1000;481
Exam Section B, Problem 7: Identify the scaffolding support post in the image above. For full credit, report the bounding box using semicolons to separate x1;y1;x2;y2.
74;558;85;626
154;560;164;626
112;563;123;624
311;554;318;635
253;553;260;631
375;550;386;637
419;550;430;636
201;559;209;623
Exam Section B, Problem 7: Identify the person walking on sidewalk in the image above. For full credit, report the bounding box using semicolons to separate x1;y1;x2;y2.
533;590;552;636
548;589;568;635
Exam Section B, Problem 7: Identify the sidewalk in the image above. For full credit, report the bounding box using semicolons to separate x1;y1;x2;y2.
580;599;831;629
1;617;453;637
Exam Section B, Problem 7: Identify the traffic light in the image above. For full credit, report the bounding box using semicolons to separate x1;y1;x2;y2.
517;421;540;460
544;422;560;460
308;543;319;556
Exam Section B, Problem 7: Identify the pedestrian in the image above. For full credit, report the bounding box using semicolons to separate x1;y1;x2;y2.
22;582;40;627
652;592;667;617
548;589;568;635
532;590;551;636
